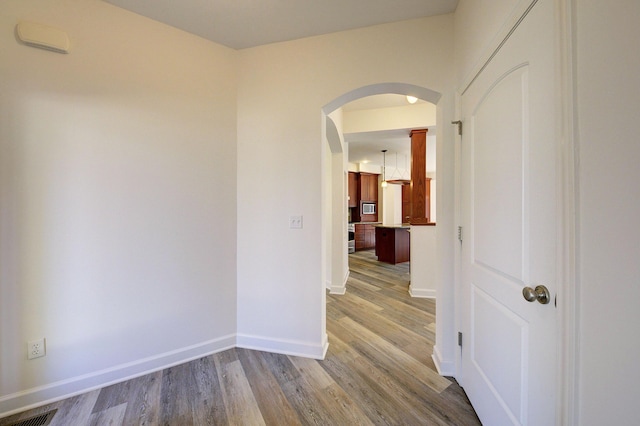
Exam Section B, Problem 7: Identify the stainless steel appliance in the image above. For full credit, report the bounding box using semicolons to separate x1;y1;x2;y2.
362;202;376;215
347;223;355;253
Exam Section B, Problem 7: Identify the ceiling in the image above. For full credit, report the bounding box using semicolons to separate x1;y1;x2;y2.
103;0;459;49
342;93;426;112
346;128;416;166
342;94;434;171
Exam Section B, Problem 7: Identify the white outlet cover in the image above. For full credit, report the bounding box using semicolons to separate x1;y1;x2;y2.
27;338;46;359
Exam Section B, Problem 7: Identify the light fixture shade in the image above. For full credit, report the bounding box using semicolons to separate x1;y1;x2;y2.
16;21;70;53
381;180;388;188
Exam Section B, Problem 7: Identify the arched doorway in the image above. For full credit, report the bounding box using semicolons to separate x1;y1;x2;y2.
321;82;455;375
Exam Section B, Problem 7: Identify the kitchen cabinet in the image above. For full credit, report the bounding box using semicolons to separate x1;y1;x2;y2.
349;172;379;223
375;226;410;264
355;224;376;251
359;173;378;201
348;172;358;208
359;173;378;222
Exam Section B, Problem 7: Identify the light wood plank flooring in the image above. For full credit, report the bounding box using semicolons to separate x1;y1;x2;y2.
0;250;480;425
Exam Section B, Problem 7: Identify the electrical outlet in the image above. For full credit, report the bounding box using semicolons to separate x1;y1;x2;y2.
27;338;46;359
289;215;303;229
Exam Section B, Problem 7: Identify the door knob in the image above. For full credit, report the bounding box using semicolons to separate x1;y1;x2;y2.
522;285;551;304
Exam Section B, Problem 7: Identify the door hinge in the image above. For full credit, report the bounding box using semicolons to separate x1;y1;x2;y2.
458;226;463;242
452;120;463;136
458;332;463;347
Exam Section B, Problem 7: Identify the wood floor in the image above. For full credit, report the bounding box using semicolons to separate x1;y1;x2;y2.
0;250;480;426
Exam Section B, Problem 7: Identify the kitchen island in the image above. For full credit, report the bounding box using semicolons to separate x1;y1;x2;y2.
375;224;410;264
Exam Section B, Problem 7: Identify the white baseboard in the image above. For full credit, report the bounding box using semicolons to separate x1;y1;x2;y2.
1;331;330;419
329;270;349;295
236;333;328;360
408;285;436;299
432;345;456;376
329;286;346;294
0;335;236;419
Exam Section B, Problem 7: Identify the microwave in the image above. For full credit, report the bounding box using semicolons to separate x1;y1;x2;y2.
362;202;376;215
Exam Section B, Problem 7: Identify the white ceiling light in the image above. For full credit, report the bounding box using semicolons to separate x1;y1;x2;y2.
406;95;418;104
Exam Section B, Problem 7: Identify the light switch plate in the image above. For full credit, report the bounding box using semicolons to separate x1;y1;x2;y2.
289;215;303;229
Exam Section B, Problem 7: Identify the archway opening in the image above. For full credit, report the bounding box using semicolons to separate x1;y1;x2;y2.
321;82;446;370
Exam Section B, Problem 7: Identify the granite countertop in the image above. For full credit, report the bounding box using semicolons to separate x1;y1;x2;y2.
374;223;411;229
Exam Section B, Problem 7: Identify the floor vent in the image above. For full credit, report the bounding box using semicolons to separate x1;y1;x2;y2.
6;409;57;426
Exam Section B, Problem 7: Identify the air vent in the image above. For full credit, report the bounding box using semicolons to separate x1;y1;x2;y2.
6;409;56;426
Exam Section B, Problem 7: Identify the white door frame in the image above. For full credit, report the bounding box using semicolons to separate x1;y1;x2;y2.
453;0;578;423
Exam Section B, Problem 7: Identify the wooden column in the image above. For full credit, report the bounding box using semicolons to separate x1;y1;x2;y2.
410;129;429;225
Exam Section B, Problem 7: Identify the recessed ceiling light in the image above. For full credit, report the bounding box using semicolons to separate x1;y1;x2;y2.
406;95;418;104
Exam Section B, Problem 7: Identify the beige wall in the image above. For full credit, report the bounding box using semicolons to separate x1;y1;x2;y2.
236;15;456;358
0;0;238;413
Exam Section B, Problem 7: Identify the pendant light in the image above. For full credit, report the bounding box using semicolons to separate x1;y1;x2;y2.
381;149;388;188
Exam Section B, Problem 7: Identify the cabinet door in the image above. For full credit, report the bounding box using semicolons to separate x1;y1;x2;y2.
354;224;365;251
362;174;372;201
360;173;378;201
348;172;358;208
360;174;370;201
367;225;376;249
370;175;378;202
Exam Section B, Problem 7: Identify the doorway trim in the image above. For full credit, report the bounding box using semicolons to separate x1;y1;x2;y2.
321;82;459;377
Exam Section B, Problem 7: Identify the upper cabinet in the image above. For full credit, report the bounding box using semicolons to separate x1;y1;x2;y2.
348;172;358;208
360;173;378;202
348;172;379;223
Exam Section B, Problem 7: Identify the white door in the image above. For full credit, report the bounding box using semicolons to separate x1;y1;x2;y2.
459;0;558;424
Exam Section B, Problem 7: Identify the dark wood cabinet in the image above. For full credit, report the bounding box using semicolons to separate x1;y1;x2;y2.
375;226;410;264
348;172;358;208
355;224;376;251
359;173;378;222
349;172;378;222
359;173;378;202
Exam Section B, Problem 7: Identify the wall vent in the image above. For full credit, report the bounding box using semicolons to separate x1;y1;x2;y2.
5;409;57;426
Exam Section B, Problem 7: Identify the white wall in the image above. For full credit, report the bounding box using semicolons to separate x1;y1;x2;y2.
409;226;437;299
236;15;455;359
576;1;640;423
0;0;238;414
381;184;402;225
454;0;521;84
